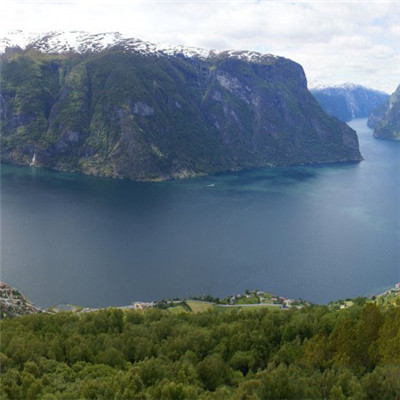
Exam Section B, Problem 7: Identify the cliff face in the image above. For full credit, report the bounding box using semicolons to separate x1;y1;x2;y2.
0;32;362;180
310;84;389;123
368;85;400;141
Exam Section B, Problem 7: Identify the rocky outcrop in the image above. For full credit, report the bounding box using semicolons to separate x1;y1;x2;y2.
0;32;362;180
0;282;42;317
368;85;400;140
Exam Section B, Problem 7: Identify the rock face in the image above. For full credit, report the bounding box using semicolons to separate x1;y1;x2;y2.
310;83;389;123
368;85;400;141
0;282;42;317
0;32;362;180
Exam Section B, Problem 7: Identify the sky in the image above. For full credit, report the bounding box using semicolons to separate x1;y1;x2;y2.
0;0;399;93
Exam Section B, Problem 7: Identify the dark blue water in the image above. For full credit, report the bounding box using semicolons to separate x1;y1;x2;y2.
1;119;399;307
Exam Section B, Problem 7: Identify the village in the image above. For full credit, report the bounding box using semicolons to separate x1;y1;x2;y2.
1;282;399;317
328;283;400;310
0;283;309;316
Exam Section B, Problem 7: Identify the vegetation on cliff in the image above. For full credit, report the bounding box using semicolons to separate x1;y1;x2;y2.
368;84;400;140
0;36;362;180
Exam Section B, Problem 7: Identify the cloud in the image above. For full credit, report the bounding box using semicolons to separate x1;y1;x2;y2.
0;0;398;93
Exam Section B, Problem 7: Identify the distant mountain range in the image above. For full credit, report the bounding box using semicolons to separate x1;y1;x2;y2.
0;31;362;180
368;85;400;141
310;83;389;123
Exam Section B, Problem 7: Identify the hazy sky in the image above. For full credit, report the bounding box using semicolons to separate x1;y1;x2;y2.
1;0;399;93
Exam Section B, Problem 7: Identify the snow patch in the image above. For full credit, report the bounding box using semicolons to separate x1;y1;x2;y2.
309;81;387;95
0;30;279;63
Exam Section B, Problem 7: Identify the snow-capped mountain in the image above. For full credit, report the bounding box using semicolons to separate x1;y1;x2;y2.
308;81;366;91
310;83;389;122
0;30;362;181
0;30;277;62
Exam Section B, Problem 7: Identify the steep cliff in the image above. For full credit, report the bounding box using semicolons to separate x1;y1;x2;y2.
310;83;389;123
0;32;362;180
368;85;400;141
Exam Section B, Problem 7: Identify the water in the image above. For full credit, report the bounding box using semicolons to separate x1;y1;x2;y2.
1;119;399;307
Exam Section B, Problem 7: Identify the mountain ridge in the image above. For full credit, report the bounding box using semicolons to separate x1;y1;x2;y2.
0;31;362;181
310;84;389;123
309;81;388;95
0;30;279;62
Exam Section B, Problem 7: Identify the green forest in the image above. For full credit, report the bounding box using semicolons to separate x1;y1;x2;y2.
1;298;400;399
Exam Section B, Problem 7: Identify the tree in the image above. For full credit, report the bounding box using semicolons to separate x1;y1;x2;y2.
197;355;230;391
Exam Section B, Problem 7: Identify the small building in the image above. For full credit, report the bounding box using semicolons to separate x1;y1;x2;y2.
133;302;153;310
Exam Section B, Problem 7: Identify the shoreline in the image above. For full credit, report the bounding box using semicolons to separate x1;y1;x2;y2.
2;281;399;318
1;153;363;183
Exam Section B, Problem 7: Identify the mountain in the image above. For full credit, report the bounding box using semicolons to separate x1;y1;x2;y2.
310;83;389;123
0;31;362;181
368;85;400;140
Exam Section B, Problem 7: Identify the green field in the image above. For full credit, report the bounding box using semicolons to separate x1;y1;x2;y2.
186;300;215;313
167;305;189;314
